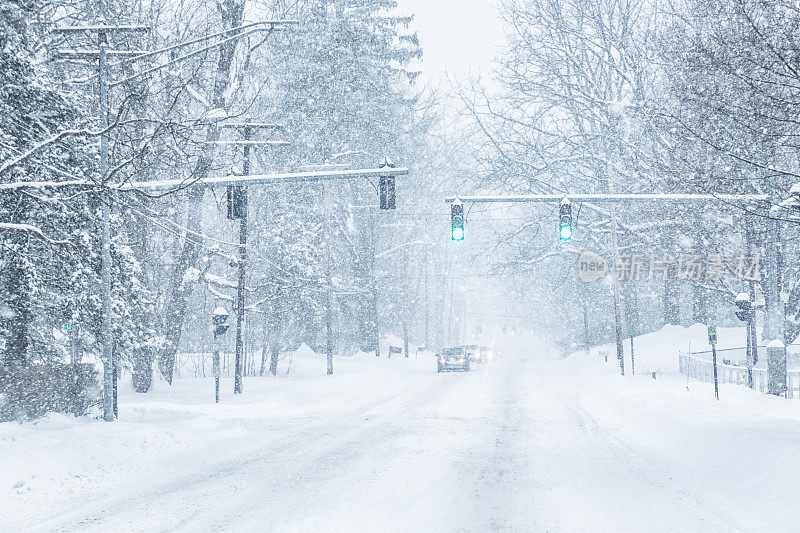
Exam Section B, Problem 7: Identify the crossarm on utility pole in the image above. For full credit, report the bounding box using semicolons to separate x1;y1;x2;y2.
108;22;297;88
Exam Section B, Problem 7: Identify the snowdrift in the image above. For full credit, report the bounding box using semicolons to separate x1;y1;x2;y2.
577;324;749;374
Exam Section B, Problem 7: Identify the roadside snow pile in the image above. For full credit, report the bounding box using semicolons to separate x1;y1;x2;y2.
554;345;800;530
284;343;328;379
0;346;434;530
579;324;750;374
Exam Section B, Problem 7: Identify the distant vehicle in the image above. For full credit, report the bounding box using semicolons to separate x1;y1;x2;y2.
465;344;482;363
480;346;497;362
438;347;470;372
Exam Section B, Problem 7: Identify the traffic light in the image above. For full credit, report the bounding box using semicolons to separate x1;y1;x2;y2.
451;199;464;241
213;307;230;338
227;185;245;219
735;293;754;322
379;175;396;210
559;198;572;241
378;156;396;210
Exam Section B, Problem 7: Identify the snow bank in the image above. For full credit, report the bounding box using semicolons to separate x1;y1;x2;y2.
580;324;751;374
0;348;435;530
552;348;800;530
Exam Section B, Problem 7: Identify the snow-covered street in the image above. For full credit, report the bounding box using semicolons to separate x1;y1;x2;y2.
5;343;800;532
7;0;800;530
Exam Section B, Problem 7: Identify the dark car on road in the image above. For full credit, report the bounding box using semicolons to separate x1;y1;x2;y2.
438;347;470;372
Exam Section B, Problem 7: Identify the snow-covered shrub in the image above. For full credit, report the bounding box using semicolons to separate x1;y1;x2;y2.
0;364;99;421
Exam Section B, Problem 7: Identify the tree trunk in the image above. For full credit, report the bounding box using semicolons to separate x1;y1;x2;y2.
403;320;409;358
260;311;267;377
663;264;679;325
157;0;246;383
423;247;430;348
270;345;279;376
1;252;31;365
623;280;638;334
131;347;153;393
691;284;707;325
582;288;591;352
691;240;708;325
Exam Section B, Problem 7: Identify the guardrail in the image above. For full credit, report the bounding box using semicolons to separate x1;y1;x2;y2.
679;352;800;398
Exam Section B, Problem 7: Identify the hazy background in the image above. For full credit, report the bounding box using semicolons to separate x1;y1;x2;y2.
396;1;504;87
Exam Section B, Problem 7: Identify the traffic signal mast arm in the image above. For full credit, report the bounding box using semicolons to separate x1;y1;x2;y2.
124;167;410;192
445;190;788;395
445;193;769;204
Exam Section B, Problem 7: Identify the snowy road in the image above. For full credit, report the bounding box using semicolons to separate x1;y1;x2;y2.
8;348;800;532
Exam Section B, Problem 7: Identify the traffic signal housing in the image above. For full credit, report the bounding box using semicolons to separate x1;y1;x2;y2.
735;293;754;322
378;156;396;210
213;307;230;339
559;198;573;241
451;199;465;241
379;175;396;210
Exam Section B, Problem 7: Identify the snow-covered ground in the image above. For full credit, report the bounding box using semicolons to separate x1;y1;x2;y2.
588;323;800;374
3;335;800;531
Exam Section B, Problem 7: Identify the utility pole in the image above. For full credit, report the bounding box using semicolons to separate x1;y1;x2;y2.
50;21;295;419
235;128;249;394
52;24;149;421
324;181;334;375
765;210;786;395
99;29;113;420
211;122;287;394
608;163;625;376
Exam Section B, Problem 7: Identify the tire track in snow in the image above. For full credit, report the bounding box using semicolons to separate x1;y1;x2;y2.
26;370;451;532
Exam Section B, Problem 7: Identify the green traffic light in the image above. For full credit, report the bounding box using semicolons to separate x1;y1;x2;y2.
452;226;464;241
559;225;572;241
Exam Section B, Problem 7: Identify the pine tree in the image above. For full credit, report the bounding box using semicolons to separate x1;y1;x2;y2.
0;0;93;364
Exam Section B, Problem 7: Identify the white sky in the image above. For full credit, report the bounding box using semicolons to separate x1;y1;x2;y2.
395;0;506;88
